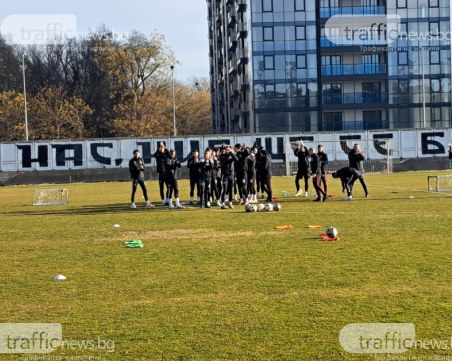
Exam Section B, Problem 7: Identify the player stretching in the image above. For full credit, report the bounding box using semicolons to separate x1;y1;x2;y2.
294;142;311;197
348;143;368;197
129;150;154;209
165;150;185;209
309;148;327;202
332;167;368;200
154;142;169;205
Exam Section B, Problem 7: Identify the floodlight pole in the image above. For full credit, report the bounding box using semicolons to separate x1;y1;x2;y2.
171;65;176;136
22;52;29;141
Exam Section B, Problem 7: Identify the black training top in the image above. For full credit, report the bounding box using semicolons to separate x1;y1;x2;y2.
219;152;238;176
154;148;170;174
129;157;145;179
318;151;329;174
294;146;310;170
348;150;365;173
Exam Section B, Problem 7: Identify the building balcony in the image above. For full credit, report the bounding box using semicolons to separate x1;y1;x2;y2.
238;22;248;38
229;59;238;75
322;92;388;106
228;36;237;51
320;36;387;49
236;0;247;12
240;102;248;112
239;75;249;91
321;64;387;77
238;49;248;65
320;6;386;19
228;13;236;28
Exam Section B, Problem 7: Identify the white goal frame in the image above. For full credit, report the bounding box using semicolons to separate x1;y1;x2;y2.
284;139;393;177
33;189;69;206
428;175;452;192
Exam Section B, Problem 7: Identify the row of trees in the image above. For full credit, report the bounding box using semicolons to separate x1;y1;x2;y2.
0;28;211;141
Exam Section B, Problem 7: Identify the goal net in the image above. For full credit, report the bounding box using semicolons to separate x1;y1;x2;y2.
284;139;393;177
428;175;452;192
33;189;69;206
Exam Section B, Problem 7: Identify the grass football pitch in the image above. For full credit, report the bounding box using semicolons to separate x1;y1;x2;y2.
0;171;451;361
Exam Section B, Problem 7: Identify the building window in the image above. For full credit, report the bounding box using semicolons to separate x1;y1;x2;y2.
397;0;407;8
322;84;342;104
296;26;306;40
295;0;305;11
430;50;440;64
263;0;273;12
431;79;440;93
429;0;439;7
322;112;343;131
398;51;408;65
431;107;441;126
263;27;273;41
264;55;274;69
429;22;439;35
296;55;306;68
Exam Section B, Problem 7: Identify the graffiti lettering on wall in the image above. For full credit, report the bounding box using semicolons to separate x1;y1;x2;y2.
0;129;450;172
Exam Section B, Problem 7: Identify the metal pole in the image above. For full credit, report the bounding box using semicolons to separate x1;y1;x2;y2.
22;53;29;141
171;65;176;136
421;47;427;128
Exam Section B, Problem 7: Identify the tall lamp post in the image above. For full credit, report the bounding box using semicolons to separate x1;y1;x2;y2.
170;65;176;136
22;53;29;141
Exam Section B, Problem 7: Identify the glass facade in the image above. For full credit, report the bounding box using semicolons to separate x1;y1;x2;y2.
207;0;451;134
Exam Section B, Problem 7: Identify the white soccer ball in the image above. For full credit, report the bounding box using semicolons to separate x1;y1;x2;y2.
264;203;273;212
325;226;338;238
53;274;67;281
273;203;281;211
257;203;265;212
245;204;256;212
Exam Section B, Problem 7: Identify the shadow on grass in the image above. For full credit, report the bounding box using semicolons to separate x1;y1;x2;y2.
3;203;190;216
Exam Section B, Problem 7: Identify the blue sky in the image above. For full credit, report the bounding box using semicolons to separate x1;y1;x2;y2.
0;0;210;81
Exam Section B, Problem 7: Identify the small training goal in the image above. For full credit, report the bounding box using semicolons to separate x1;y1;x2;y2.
33;189;69;206
427;175;452;192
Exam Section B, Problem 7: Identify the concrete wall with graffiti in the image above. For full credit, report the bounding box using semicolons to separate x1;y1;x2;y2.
0;128;451;172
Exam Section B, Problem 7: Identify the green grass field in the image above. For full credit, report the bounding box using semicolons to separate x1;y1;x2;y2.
1;171;451;361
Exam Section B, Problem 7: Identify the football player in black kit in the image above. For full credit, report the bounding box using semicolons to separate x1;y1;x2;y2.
348;143;368;197
129;150;154;209
294;142;311;197
199;149;214;208
309;148;328;202
234;143;250;205
219;145;238;209
246;147;257;203
154;141;170;205
317;144;329;196
332;167;368;200
165;149;185;209
255;146;273;202
187;149;202;206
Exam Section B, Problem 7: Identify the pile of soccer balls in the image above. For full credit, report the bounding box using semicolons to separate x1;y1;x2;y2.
245;203;281;212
